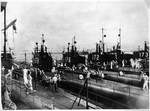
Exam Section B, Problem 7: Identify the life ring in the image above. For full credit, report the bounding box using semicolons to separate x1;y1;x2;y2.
79;74;84;80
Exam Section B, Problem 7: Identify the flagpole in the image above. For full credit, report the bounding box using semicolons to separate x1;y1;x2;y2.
119;28;121;51
101;27;104;53
4;5;7;60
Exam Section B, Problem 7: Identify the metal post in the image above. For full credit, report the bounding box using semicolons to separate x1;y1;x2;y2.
35;68;37;90
86;78;89;109
144;41;147;58
68;43;70;64
101;28;104;53
4;7;7;60
119;28;121;50
72;79;87;108
25;51;26;65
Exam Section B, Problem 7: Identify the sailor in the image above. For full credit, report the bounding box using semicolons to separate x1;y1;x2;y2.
49;77;53;89
98;71;104;80
100;71;104;79
52;74;58;92
122;60;125;67
119;71;124;76
28;71;33;91
103;62;106;70
84;66;88;73
110;61;113;69
2;66;5;75
5;69;12;81
30;60;33;67
11;65;14;71
139;71;144;81
27;70;36;94
51;67;56;73
64;63;66;67
142;73;149;91
130;58;134;68
57;74;61;82
23;66;28;90
72;65;75;71
86;71;91;79
41;70;47;86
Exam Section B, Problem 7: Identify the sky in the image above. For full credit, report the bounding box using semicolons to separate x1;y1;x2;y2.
0;0;149;61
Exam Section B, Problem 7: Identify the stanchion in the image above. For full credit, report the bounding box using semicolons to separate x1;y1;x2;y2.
71;78;88;109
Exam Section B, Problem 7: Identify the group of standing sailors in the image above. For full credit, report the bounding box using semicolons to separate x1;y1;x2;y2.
76;66;105;81
23;66;36;94
71;64;149;91
1;62;149;110
102;58;142;71
40;67;61;92
23;66;61;93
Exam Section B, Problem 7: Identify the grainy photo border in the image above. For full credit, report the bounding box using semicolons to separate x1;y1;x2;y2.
0;0;149;110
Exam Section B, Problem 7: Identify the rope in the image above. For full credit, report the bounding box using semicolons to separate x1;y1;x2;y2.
12;28;15;50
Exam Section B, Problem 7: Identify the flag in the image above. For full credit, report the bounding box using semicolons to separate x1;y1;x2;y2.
1;19;17;31
1;2;7;12
13;23;17;33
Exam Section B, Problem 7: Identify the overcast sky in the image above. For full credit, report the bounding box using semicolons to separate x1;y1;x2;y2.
0;0;149;60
